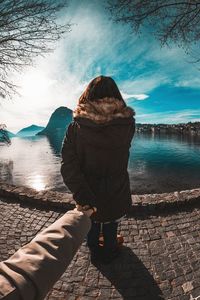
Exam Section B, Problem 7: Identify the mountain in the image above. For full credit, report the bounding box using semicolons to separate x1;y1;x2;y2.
37;106;72;137
17;125;45;137
6;130;16;138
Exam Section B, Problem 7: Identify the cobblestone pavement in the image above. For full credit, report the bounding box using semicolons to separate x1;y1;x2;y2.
1;197;200;300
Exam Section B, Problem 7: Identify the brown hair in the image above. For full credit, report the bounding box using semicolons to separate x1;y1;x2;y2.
78;75;125;105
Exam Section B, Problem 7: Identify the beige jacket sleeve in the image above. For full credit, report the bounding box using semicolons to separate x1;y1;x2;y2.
0;209;91;300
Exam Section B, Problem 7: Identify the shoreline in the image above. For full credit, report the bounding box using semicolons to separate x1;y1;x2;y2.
0;182;200;213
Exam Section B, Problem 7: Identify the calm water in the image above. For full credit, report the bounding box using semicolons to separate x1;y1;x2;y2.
0;133;200;194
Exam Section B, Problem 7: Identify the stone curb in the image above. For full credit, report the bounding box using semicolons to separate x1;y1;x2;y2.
132;189;200;214
0;182;75;210
0;182;200;213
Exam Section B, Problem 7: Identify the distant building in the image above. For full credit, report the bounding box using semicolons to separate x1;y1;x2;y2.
136;122;200;136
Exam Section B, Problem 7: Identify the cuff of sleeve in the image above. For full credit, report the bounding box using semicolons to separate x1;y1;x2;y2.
0;263;36;300
73;187;96;207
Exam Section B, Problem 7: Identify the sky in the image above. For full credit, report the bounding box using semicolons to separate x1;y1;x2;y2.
0;0;200;133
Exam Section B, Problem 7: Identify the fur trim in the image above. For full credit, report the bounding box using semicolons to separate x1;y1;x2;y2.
73;97;135;124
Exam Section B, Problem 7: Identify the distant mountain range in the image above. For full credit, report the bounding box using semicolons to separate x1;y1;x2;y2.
17;125;45;137
4;106;72;139
7;106;200;139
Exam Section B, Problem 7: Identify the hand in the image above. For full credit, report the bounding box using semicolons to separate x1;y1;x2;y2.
75;204;97;217
76;204;88;211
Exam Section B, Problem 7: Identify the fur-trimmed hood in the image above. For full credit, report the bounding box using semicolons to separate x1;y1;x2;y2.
73;97;135;124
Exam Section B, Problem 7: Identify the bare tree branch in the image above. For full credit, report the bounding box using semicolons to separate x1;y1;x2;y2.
0;0;71;98
108;0;200;62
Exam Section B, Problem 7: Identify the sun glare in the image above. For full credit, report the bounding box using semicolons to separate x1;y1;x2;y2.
20;70;53;98
27;174;46;191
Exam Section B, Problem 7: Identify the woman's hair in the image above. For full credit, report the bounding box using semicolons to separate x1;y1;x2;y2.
78;75;125;104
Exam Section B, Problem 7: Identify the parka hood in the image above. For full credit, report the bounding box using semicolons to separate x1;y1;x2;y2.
73;97;135;124
73;98;135;150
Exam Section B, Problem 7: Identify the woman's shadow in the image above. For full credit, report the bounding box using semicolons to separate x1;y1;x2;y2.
93;245;164;300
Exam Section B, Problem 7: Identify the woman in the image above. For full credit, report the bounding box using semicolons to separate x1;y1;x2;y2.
61;75;135;263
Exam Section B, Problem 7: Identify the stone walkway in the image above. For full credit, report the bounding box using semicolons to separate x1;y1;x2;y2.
1;195;200;300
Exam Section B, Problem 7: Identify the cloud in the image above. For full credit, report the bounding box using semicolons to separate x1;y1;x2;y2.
175;78;200;89
122;92;149;101
136;109;200;124
120;76;169;94
1;0;200;131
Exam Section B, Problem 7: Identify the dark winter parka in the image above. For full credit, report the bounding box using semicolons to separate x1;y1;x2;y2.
61;97;135;222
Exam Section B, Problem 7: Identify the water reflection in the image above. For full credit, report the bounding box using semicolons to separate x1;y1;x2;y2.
46;131;65;156
0;133;200;194
0;160;13;184
26;174;46;191
137;132;200;147
0;136;66;191
129;133;200;194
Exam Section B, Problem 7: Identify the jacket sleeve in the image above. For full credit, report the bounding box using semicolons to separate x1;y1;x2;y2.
0;275;20;299
0;210;91;300
61;122;96;206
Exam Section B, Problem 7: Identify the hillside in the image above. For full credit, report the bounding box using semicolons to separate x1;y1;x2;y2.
17;125;45;137
37;106;72;137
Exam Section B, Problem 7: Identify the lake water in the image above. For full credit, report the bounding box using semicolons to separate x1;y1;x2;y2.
0;133;200;194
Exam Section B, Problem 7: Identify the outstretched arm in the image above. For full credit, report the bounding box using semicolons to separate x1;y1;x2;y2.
0;209;92;300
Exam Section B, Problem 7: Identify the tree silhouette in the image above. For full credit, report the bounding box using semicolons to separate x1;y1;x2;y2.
108;1;200;61
0;124;11;145
0;0;71;98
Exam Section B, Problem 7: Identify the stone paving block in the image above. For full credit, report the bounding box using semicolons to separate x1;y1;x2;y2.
1;189;200;300
182;281;194;294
